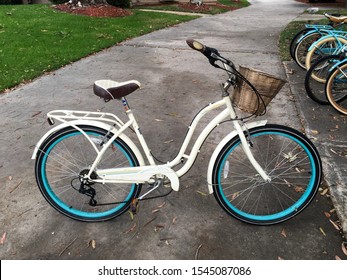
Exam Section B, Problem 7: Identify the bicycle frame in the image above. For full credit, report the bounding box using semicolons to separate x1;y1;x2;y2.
307;30;347;54
296;26;333;45
295;13;347;45
32;92;270;194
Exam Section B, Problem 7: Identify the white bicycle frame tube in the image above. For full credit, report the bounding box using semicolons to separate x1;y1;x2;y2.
35;94;270;192
94;95;270;188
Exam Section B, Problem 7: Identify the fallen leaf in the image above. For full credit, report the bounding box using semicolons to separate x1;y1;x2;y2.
151;202;166;213
160;237;175;242
143;217;157;227
31;111;42;118
281;229;287;238
89;239;96;249
342;242;347;256
0;232;7;245
330;148;338;155
278;256;284;260
9;179;22;194
195;244;203;260
155;119;163;122
311;130;319;135
324;212;331;218
294;186;305;193
335;255;341;260
166;113;179;117
154;224;164;232
8;176;12;181
196;191;207;196
329;219;340;231
123;223;137;234
320;188;329;196
128;210;134;220
59;237;77;257
157;202;166;209
172;216;177;224
164;140;174;144
319;227;326;236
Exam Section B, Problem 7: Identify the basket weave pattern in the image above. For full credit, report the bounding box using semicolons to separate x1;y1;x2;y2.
231;66;286;115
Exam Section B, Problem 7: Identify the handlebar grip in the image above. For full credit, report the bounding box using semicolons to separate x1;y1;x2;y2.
186;39;206;53
186;38;232;68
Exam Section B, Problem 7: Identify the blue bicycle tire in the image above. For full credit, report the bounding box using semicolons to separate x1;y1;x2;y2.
212;124;322;225
35;125;142;222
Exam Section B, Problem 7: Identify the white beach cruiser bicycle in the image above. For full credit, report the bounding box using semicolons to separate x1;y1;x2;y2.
32;40;322;225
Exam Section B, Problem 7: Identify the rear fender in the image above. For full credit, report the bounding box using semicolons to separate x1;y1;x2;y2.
31;120;145;166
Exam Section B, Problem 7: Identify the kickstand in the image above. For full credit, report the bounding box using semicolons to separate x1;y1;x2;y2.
130;198;139;215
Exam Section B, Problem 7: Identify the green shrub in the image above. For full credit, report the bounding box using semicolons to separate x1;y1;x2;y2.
107;0;131;9
0;0;23;4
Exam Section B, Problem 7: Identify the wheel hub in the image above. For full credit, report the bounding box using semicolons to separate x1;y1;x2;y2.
79;169;97;185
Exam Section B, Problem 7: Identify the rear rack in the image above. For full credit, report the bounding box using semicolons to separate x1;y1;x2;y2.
47;110;125;128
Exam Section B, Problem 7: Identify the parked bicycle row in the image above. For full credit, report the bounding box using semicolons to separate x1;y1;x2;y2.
290;12;347;115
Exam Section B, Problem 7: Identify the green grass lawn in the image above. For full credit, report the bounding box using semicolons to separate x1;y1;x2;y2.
0;4;198;92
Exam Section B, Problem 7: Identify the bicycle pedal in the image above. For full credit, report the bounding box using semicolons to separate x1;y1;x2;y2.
130;198;139;214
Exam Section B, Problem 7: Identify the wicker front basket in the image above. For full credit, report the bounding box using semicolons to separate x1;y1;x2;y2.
231;66;287;115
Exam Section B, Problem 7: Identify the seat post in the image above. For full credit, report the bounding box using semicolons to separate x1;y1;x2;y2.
121;97;130;112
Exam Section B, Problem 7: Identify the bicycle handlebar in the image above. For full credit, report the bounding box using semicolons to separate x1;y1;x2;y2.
186;39;266;118
186;39;231;68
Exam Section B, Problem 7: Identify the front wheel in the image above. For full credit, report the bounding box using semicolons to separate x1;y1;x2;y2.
35;125;142;222
305;36;347;71
212;124;322;225
304;54;340;105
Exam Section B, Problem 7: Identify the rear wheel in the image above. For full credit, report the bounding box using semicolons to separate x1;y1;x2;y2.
294;31;324;69
35;125;142;222
212;124;322;225
290;28;313;60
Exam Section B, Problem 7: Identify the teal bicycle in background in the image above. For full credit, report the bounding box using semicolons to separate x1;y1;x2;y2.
290;13;347;69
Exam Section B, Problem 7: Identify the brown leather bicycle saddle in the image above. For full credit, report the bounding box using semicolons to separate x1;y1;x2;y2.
93;80;141;100
326;14;347;23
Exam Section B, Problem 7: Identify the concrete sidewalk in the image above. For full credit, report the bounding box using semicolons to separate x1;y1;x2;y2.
0;0;346;260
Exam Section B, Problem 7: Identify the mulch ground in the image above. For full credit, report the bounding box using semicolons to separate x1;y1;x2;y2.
295;0;346;8
53;4;132;17
53;2;239;18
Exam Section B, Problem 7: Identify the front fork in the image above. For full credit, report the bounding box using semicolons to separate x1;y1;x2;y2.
233;120;271;183
222;87;271;183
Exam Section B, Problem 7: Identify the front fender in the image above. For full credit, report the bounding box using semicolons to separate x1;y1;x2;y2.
328;58;347;74
31;120;145;166
206;120;267;194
